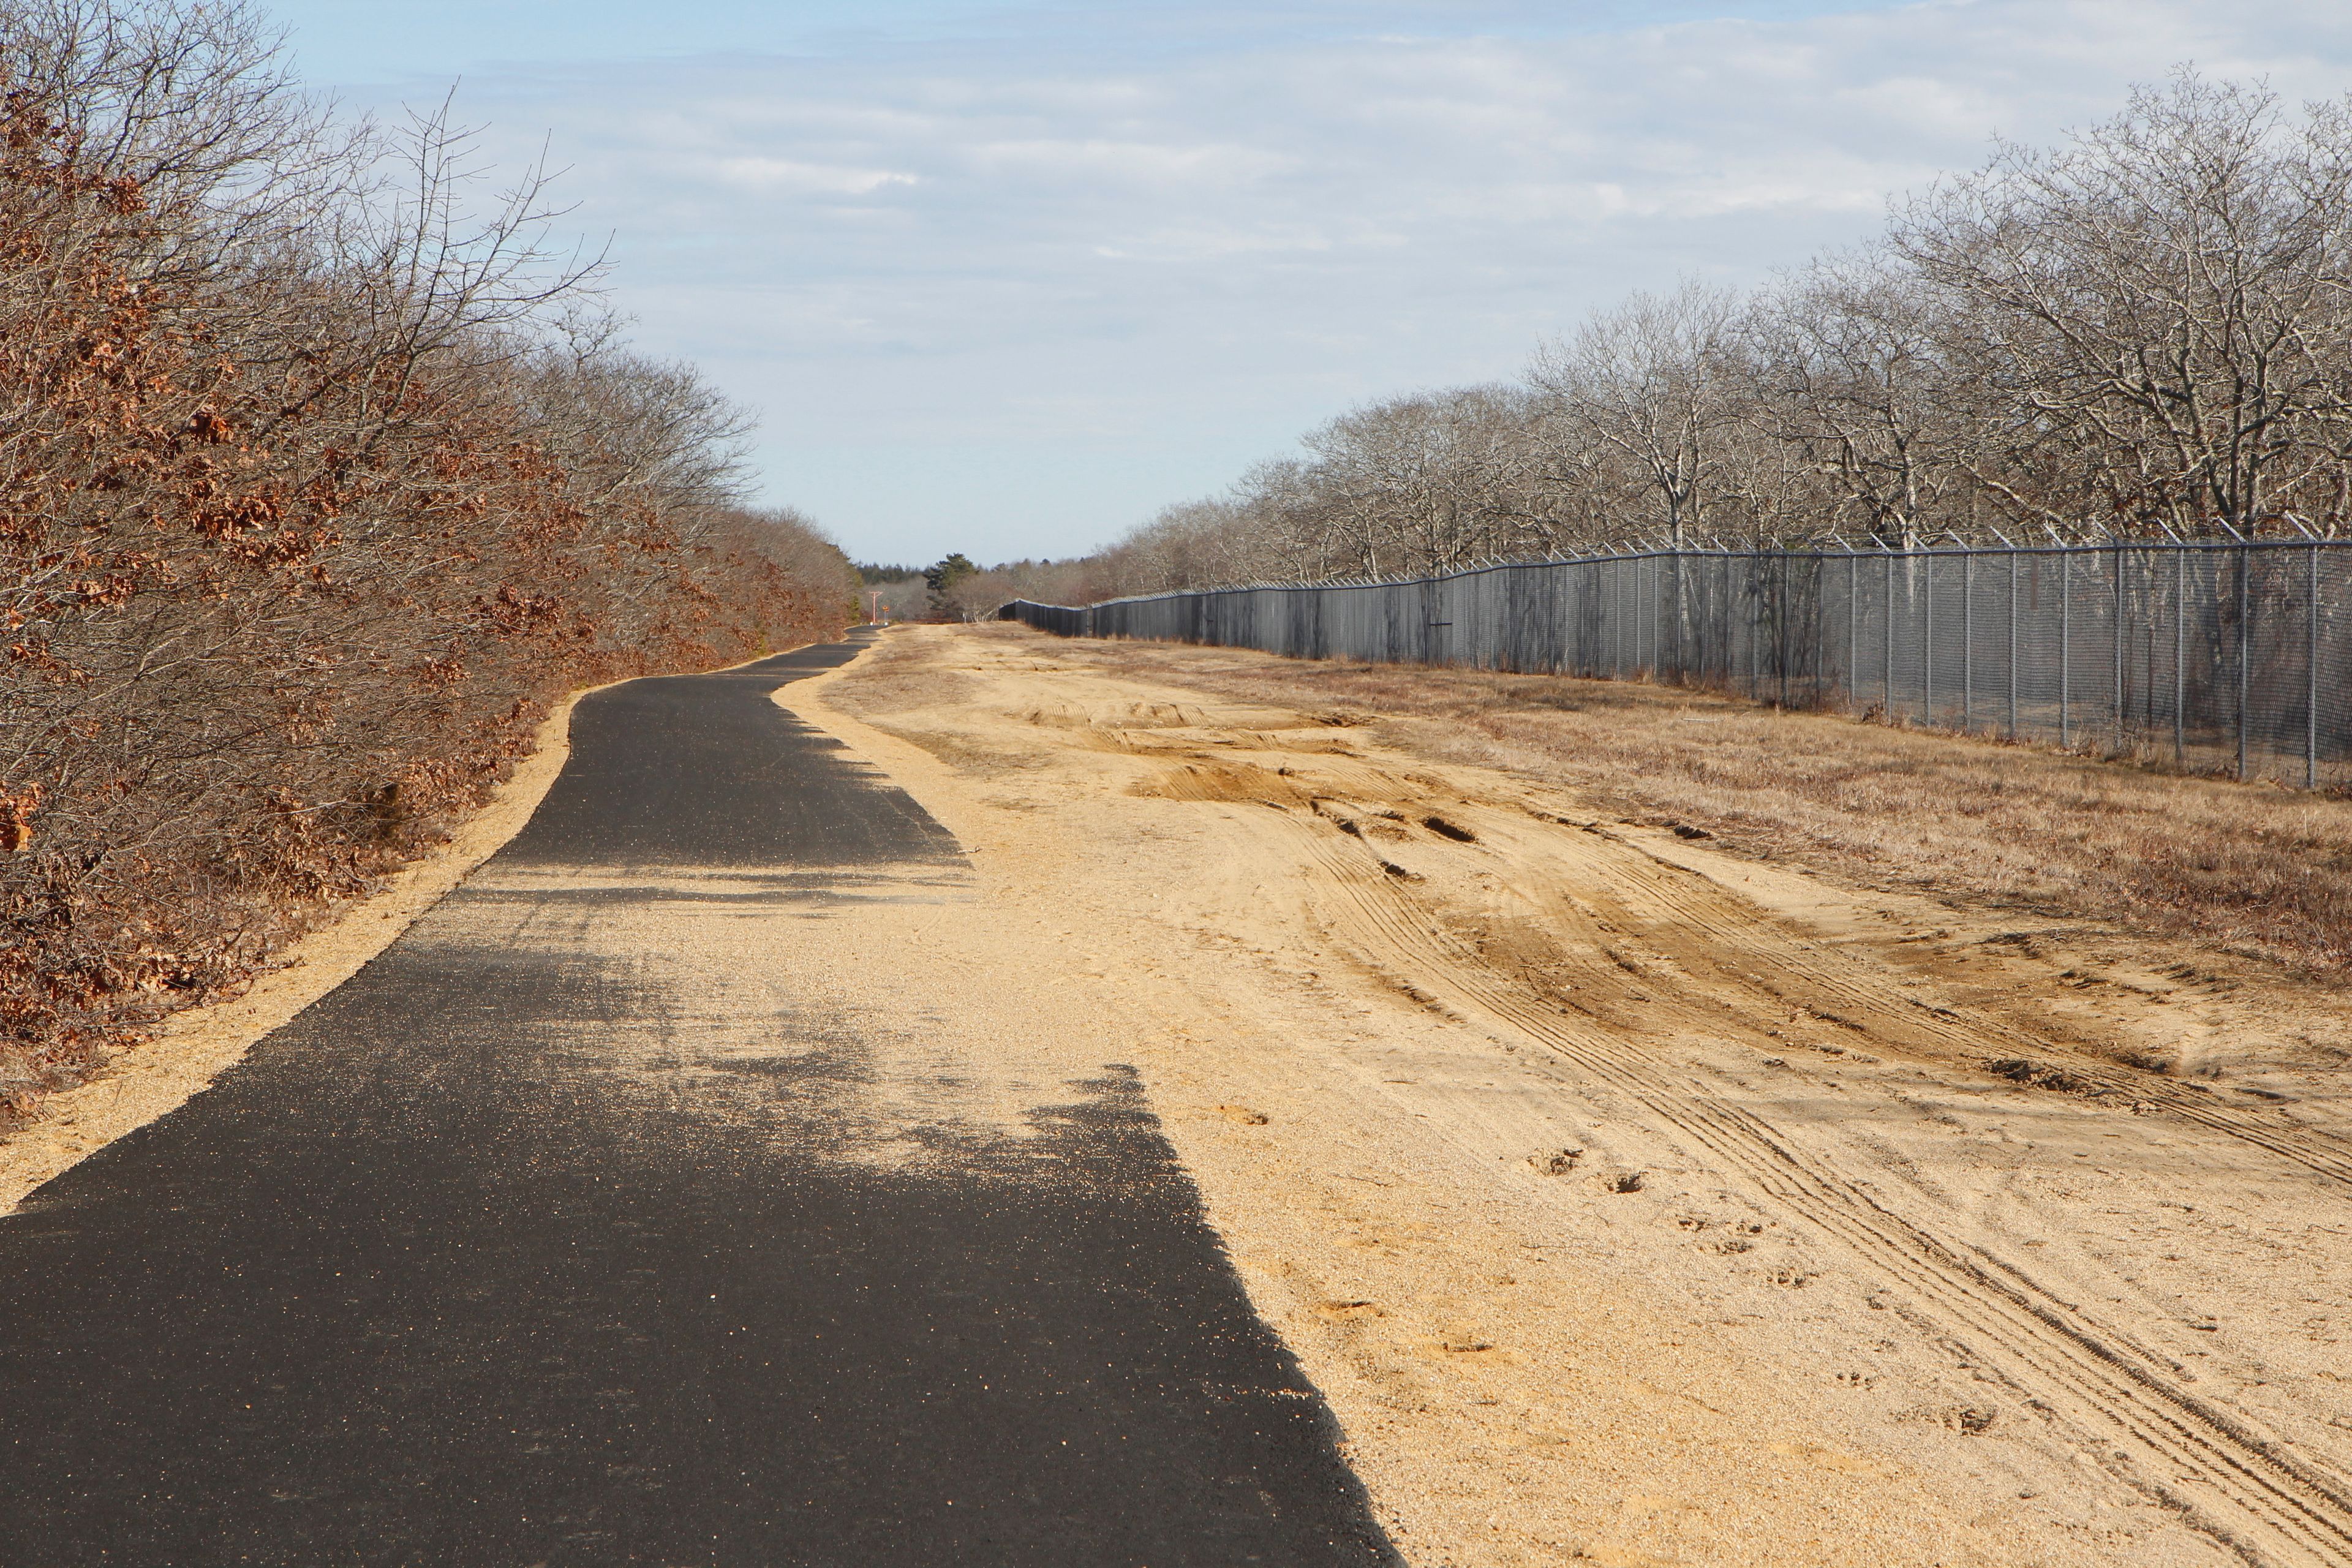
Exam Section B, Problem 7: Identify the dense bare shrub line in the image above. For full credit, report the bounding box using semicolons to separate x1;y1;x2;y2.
1047;70;2352;603
0;0;857;1112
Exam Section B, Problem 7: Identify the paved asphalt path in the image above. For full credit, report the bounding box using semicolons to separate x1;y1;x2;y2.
0;636;1399;1566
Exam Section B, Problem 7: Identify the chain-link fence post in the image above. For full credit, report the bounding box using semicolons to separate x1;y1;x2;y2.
1670;546;1684;684
2237;541;2252;781
1611;557;1621;679
1962;548;1973;731
2175;546;2187;765
2009;546;2020;736
1849;552;1860;712
2060;549;2072;748
1883;547;1895;717
1651;552;1662;677
2113;541;2126;754
1923;548;1935;725
1659;551;1667;677
2310;540;2322;791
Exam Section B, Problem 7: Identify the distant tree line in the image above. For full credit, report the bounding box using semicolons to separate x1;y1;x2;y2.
926;552;1100;622
1056;72;2352;601
0;0;857;1105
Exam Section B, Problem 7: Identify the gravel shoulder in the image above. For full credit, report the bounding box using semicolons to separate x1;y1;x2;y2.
802;624;2352;1568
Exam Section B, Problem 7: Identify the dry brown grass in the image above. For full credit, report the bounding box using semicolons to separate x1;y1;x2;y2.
1007;626;2352;979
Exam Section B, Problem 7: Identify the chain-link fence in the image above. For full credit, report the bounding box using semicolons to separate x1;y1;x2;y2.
1001;539;2352;790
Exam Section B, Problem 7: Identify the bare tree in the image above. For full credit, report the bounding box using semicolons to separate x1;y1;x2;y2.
1529;280;1744;547
1893;72;2352;537
1744;250;1959;544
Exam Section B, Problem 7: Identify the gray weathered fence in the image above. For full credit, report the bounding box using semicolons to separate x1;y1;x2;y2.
1000;538;2352;790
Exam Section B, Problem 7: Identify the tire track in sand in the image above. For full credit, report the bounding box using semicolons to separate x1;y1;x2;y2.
1556;823;2352;1193
1272;786;2352;1568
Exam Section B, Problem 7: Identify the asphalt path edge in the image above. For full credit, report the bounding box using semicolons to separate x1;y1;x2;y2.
766;630;988;836
0;638;840;1215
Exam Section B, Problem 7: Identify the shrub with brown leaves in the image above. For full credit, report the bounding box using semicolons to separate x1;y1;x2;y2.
0;0;857;1115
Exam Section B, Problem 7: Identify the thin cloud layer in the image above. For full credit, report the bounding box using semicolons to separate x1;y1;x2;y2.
292;0;2352;562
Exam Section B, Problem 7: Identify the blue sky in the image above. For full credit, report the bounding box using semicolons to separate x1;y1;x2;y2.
269;1;2352;567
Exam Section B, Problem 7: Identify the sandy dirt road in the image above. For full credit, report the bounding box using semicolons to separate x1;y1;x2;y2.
807;623;2352;1568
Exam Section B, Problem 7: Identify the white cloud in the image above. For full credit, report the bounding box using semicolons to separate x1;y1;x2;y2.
300;0;2352;562
712;157;920;194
